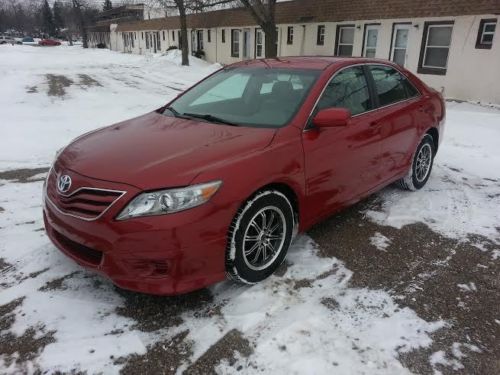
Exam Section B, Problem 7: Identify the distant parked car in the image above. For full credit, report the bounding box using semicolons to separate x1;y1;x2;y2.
39;39;61;46
17;36;36;45
0;35;15;44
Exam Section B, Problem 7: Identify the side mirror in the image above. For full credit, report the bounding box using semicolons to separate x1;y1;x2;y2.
312;108;351;128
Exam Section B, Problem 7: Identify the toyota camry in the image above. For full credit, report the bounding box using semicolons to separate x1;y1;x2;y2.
43;57;445;295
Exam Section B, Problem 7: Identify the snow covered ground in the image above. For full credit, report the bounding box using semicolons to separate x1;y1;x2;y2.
0;45;499;374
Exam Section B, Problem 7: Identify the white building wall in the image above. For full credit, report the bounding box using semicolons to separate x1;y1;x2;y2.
106;13;500;103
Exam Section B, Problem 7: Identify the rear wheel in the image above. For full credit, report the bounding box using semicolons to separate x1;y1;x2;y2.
226;190;294;284
397;134;435;191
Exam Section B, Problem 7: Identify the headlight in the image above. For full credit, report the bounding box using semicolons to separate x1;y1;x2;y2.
116;181;222;220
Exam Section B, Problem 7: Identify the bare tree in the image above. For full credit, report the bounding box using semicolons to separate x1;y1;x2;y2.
72;0;88;48
239;0;277;58
152;0;190;65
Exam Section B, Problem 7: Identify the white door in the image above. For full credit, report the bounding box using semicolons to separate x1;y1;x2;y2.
243;28;251;59
363;25;379;58
255;29;264;58
391;24;410;66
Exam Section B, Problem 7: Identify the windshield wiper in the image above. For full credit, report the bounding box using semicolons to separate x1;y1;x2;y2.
164;106;190;119
182;113;239;127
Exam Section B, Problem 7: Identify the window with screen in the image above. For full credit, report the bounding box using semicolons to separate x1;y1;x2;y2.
476;19;496;49
418;22;453;75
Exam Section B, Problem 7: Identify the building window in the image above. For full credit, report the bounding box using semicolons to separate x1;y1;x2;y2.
208;29;211;43
231;29;240;57
418;21;454;75
172;31;175;41
476;18;497;49
363;24;379;58
335;25;355;56
162;31;165;41
317;25;325;45
222;29;226;43
142;32;144;40
287;26;294;44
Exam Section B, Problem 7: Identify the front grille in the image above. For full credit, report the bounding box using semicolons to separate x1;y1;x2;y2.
46;169;125;220
53;229;103;266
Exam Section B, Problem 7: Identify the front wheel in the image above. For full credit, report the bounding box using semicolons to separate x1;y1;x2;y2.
397;134;435;191
226;190;294;284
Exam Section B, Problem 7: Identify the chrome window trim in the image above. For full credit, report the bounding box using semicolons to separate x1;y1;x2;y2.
304;62;421;131
45;182;127;222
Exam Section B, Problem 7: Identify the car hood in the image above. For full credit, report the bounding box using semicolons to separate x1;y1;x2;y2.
58;111;276;190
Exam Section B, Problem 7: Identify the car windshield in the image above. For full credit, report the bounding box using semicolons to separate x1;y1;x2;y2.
165;67;320;128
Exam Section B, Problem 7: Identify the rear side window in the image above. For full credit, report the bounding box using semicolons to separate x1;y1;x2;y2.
317;66;372;116
369;65;419;106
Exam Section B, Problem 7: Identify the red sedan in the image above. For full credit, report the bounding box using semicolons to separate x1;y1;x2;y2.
39;39;61;46
43;57;445;295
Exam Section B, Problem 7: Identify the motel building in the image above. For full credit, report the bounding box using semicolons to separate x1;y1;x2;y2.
88;0;500;104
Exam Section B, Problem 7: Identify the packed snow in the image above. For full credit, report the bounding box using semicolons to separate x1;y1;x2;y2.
1;45;499;374
369;232;391;251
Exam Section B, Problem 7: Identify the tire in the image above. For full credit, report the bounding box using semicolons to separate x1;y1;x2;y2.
226;190;294;284
397;134;435;191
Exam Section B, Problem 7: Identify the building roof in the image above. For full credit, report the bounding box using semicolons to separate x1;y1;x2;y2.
116;0;500;32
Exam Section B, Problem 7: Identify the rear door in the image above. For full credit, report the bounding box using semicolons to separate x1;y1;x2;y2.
365;64;423;180
302;65;382;218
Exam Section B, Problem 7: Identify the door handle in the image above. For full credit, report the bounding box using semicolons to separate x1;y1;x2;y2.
369;121;380;127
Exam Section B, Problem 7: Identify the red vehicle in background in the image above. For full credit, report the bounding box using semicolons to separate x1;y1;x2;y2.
39;39;61;46
43;57;445;295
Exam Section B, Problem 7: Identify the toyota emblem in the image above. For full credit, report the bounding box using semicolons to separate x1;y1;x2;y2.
57;174;72;193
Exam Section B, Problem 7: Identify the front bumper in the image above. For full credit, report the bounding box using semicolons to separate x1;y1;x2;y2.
43;169;234;295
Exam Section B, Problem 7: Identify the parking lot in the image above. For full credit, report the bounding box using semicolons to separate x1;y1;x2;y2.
0;45;499;374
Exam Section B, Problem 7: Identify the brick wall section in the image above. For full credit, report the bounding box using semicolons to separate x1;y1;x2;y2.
116;0;500;32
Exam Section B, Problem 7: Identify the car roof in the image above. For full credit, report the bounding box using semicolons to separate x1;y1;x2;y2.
230;56;396;71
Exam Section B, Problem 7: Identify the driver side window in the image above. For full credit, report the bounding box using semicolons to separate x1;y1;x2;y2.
317;66;372;116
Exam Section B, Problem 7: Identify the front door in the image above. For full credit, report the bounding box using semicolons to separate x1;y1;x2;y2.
197;30;204;52
243;29;251;59
255;29;264;58
191;31;196;54
363;25;379;57
302;66;382;220
391;24;410;66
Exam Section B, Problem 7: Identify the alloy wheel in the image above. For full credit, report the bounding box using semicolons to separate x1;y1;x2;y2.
242;206;286;271
415;143;432;182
